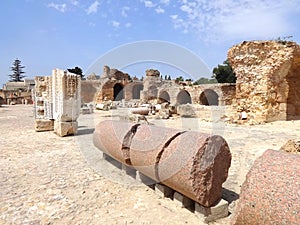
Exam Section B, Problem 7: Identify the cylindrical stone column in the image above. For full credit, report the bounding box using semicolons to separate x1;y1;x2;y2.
231;149;300;225
93;120;231;207
158;131;231;207
93;120;139;164
130;124;184;181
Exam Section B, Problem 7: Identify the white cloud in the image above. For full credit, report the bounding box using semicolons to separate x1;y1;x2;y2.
160;0;170;5
171;0;300;42
170;14;178;20
155;6;165;14
143;0;156;8
47;3;67;13
121;6;130;17
70;0;79;6
86;1;100;15
125;22;132;28
112;20;120;28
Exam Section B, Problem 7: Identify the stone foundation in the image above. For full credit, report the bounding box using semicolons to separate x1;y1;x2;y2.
35;119;54;132
54;121;78;137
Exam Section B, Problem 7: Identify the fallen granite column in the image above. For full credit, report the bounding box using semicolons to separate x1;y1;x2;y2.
93;120;140;164
93;120;231;207
231;149;300;225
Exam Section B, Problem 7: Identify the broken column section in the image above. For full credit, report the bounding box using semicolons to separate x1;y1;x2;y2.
34;69;81;136
34;76;54;131
52;69;81;137
93;120;231;208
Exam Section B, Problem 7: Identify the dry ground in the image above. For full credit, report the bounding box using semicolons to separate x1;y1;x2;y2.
1;105;299;225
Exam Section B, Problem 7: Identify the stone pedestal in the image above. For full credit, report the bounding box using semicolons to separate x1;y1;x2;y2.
173;192;194;211
155;183;174;198
54;121;78;137
35;119;54;132
195;199;228;223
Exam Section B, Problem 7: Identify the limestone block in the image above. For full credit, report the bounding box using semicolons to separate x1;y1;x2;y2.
173;192;194;210
195;199;228;223
35;119;54;132
54;121;78;137
176;104;196;117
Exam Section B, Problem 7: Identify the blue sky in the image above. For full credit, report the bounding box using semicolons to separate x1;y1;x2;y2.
1;0;299;86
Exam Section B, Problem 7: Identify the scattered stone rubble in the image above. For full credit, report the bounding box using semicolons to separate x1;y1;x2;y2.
280;139;300;154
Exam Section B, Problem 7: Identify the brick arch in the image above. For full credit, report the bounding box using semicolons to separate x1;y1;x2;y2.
132;84;144;99
158;90;170;103
177;90;192;104
199;89;219;106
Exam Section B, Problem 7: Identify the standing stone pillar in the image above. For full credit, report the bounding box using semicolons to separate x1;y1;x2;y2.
52;69;81;137
34;76;54;131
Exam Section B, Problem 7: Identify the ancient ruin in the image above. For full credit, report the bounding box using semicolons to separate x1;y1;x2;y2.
34;69;81;136
228;40;300;123
93;120;232;222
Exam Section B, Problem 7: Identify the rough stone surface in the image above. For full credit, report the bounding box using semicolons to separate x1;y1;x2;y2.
228;41;300;123
280;139;300;154
54;121;78;137
159;131;231;207
231;149;300;225
195;199;229;223
177;104;196;117
35;119;54;132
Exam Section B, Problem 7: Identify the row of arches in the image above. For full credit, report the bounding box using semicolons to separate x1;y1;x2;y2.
159;89;219;105
113;83;144;101
111;83;219;105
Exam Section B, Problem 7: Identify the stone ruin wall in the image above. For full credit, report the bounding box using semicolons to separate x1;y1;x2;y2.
228;41;300;123
34;69;81;136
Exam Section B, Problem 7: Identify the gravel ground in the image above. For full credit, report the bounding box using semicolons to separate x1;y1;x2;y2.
1;105;299;225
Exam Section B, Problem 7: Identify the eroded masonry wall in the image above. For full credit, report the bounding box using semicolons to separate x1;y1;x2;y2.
228;41;300;122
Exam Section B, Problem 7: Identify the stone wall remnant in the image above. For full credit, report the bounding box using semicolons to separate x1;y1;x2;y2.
231;149;300;225
52;69;81;136
228;40;300;123
93;120;231;207
34;69;81;136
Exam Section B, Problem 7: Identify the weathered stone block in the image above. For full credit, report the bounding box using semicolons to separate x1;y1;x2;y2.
176;104;196;117
54;121;78;137
231;149;300;225
35;119;54;132
155;183;174;198
173;192;194;210
195;199;228;223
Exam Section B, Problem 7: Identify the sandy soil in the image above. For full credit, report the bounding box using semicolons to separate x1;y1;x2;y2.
1;105;299;225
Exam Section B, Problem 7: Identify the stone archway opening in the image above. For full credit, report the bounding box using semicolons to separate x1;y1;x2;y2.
132;84;144;99
199;89;219;106
113;83;124;101
158;91;170;103
177;90;192;105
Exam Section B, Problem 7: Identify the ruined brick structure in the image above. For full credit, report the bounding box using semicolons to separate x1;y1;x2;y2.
228;41;300;122
80;40;300;123
82;66;235;107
